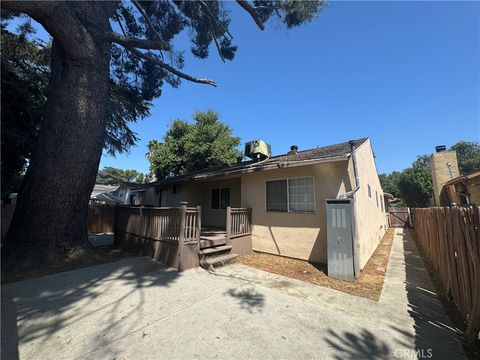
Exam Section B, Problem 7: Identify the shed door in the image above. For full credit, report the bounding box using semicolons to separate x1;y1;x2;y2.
326;202;354;281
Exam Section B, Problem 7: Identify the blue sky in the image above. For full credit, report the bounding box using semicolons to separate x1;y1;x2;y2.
10;1;480;175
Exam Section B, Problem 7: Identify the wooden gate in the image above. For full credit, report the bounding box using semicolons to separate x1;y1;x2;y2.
388;207;412;228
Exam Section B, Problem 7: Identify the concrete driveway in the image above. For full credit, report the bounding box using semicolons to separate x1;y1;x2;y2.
1;229;466;359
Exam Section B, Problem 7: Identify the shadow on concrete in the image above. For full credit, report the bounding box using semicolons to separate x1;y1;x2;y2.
225;286;265;313
1;257;180;360
401;230;466;359
323;328;391;359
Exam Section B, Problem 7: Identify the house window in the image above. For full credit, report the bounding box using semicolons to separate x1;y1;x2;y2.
266;177;315;213
266;180;288;212
211;188;230;209
381;196;384;212
376;191;379;207
368;184;372;198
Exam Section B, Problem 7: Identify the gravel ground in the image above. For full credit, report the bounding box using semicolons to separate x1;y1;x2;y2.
235;228;395;301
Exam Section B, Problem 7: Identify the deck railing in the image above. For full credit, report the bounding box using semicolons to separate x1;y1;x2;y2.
115;203;201;270
226;207;252;243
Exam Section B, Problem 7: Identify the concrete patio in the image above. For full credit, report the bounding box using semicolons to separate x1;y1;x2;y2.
1;229;466;359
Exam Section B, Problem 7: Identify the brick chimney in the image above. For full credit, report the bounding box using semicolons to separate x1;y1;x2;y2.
430;145;460;206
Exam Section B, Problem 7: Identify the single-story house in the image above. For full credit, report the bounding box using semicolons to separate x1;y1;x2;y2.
114;182;152;205
90;184;122;204
134;137;387;270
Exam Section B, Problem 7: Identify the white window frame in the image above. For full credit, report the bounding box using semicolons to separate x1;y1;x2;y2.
265;176;316;213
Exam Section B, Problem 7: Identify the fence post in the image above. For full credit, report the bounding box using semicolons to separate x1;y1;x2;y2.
196;206;202;253
226;206;232;245
177;202;187;269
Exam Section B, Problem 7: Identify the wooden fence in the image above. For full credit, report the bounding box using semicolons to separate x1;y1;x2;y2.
2;203;115;239
412;206;480;341
88;204;116;234
114;203;201;270
1;204;15;242
388;207;412;228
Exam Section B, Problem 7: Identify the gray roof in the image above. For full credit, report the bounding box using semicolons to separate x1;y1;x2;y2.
151;138;369;186
91;184;119;196
91;192;123;204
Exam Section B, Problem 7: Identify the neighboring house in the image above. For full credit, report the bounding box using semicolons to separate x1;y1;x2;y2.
136;137;387;270
90;184;122;204
442;170;480;206
430;146;480;206
114;182;151;205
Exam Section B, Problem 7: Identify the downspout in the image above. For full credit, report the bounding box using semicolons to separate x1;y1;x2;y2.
347;140;361;278
338;141;360;199
349;140;361;190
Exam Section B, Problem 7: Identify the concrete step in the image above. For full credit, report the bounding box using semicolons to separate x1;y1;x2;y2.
202;253;239;267
200;238;227;249
198;245;232;255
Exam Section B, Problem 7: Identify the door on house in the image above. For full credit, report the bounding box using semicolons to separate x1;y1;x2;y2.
159;189;167;207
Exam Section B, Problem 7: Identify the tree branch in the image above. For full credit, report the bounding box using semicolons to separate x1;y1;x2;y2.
131;0;167;49
198;1;225;62
114;13;127;37
198;0;233;40
125;46;217;87
105;32;166;51
236;0;265;31
2;1;92;59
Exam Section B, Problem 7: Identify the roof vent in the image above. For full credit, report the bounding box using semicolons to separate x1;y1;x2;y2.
435;145;447;153
287;145;298;155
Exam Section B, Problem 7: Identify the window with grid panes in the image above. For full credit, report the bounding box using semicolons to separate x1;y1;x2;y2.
266;177;315;213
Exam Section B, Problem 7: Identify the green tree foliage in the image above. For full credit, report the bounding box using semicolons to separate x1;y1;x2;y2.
1;24;49;198
149;111;241;179
450;141;480;174
0;23;150;197
379;141;480;208
397;163;433;207
96;167;151;185
379;171;402;198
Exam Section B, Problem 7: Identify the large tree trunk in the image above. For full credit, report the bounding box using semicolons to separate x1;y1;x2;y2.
3;2;114;272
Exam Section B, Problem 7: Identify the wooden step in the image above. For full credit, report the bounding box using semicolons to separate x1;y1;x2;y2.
203;253;239;267
198;245;232;255
200;238;227;249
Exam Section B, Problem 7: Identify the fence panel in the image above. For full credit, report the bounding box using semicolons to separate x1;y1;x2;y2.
388;207;411;227
412;206;480;341
1;204;15;241
88;204;116;234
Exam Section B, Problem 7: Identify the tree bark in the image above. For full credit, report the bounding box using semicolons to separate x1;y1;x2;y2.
2;2;115;271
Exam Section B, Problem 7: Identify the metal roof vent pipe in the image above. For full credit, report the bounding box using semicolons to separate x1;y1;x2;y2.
435;145;447;153
287;145;298;155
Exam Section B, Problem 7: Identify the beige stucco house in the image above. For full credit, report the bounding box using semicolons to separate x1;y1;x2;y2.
138;137;387;270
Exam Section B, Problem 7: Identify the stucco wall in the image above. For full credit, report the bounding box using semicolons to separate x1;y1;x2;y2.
187;177;241;227
352;139;388;269
240;160;353;263
142;178;241;227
